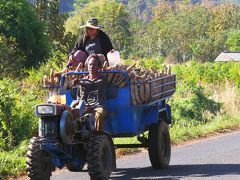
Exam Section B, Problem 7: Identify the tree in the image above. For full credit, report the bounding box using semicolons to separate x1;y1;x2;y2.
65;0;131;57
0;0;50;69
152;4;213;62
153;0;175;21
32;0;68;43
208;4;240;34
0;34;26;77
74;0;91;8
206;4;240;58
226;30;240;52
125;0;157;21
148;2;240;63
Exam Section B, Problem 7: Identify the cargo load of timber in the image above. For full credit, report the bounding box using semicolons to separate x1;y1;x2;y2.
103;63;176;105
43;62;176;105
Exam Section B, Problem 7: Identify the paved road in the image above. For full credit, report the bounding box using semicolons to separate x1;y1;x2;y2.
51;131;240;180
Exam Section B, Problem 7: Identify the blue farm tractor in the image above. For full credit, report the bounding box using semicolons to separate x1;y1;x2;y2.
26;70;176;180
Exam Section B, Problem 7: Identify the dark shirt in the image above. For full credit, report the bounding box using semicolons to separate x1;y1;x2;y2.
70;30;113;63
85;36;102;55
79;75;107;109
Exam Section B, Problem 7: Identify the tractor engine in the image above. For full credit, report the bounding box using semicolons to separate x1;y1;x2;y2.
35;103;94;144
36;104;68;139
34;103;93;170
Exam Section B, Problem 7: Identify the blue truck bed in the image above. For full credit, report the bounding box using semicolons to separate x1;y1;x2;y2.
62;71;176;137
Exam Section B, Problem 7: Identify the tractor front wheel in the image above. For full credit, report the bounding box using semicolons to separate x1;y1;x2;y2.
26;137;54;180
148;121;171;169
87;134;113;180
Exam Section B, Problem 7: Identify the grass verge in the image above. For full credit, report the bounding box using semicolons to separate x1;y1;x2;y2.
0;141;28;179
1;115;240;179
170;115;240;144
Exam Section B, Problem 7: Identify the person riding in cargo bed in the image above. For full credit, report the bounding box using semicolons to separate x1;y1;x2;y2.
72;54;107;131
69;17;113;65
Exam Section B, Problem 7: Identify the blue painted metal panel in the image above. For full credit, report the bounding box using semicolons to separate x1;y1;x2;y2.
52;157;64;169
66;90;73;106
41;141;85;169
104;87;159;135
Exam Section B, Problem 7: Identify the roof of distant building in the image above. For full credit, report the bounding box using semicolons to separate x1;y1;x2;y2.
215;51;240;62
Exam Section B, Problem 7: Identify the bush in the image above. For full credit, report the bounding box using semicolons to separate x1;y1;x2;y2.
169;61;240;126
0;34;26;77
169;80;221;126
0;79;38;150
0;140;27;178
172;61;240;87
0;51;67;150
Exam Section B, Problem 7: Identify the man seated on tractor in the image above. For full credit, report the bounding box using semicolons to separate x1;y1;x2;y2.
72;54;107;131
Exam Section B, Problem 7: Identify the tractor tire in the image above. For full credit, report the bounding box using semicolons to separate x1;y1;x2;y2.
87;134;113;180
26;137;54;180
148;121;171;169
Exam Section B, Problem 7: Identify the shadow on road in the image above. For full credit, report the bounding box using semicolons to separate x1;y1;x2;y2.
110;164;240;179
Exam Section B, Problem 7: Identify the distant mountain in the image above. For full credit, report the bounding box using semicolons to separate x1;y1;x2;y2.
59;0;75;12
28;0;75;13
29;0;240;14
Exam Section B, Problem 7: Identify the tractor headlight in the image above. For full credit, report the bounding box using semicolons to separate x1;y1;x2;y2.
35;104;57;116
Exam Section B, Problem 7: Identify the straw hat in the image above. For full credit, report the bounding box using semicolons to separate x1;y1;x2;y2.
80;17;103;29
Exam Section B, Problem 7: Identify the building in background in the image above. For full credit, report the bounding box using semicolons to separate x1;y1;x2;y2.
215;52;240;62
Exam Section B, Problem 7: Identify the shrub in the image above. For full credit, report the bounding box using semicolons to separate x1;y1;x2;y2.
169;80;221;126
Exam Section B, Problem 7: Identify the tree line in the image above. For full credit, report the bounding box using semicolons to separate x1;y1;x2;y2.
0;0;240;78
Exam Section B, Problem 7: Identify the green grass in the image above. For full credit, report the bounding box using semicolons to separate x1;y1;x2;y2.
0;140;28;179
170;115;240;144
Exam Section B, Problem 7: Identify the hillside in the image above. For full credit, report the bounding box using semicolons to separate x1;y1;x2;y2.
59;0;75;12
58;0;240;13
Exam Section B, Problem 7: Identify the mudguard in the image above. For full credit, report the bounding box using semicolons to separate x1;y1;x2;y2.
60;110;74;144
158;104;171;124
165;104;172;124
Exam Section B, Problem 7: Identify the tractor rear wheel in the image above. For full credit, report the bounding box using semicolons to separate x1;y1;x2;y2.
87;134;113;180
26;137;54;180
148;121;171;169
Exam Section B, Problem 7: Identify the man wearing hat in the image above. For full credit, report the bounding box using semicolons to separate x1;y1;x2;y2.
69;17;113;64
